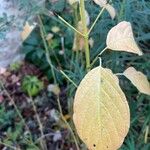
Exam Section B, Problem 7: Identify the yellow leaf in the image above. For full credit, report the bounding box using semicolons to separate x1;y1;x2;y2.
123;67;150;95
73;19;89;51
105;4;116;20
21;22;35;41
89;38;94;48
106;21;143;55
73;67;130;150
93;0;107;7
93;0;116;19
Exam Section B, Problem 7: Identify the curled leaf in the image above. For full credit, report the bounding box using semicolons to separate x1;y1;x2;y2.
21;22;36;41
89;37;94;48
106;21;143;55
73;15;90;51
105;4;116;20
73;67;130;150
123;67;150;95
93;0;116;19
93;0;107;7
85;10;90;26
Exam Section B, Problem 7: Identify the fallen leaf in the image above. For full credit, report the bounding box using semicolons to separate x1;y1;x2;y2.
21;22;36;41
47;84;60;95
106;21;143;55
123;67;150;95
73;67;130;150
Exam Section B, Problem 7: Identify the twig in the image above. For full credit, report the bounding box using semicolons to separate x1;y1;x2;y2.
56;97;80;150
0;141;17;150
55;13;84;37
29;95;47;150
38;15;57;84
115;73;124;76
38;15;79;150
60;70;78;88
0;81;37;148
88;7;105;35
90;47;107;68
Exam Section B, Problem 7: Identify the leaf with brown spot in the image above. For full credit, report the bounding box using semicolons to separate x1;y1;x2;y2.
73;67;130;150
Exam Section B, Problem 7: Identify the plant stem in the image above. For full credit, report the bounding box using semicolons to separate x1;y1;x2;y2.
79;0;90;71
90;47;107;68
0;141;17;150
88;7;105;35
38;15;57;84
56;14;84;37
38;15;79;149
115;73;124;76
56;97;80;150
60;70;78;88
29;95;47;150
0;81;37;149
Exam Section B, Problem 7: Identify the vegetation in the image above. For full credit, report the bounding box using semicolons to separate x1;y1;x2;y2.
0;0;150;149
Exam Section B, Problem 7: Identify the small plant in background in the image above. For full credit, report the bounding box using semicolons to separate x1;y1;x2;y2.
9;61;22;71
22;75;44;96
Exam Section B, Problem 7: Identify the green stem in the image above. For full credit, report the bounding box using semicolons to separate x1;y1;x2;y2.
79;0;90;71
90;47;107;68
38;15;57;84
88;7;105;35
0;141;17;150
60;70;78;88
57;14;84;37
56;97;80;150
0;81;37;149
29;94;47;150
